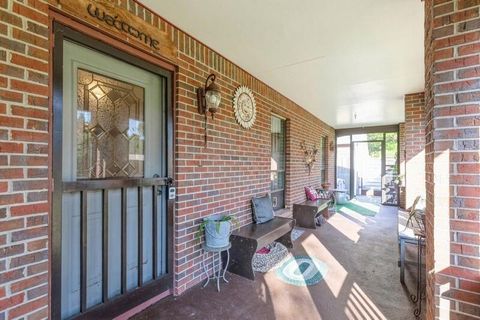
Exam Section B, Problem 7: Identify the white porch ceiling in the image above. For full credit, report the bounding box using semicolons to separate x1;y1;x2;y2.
141;0;425;129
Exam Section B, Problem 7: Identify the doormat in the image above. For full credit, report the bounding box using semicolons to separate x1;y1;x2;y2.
336;199;379;216
276;256;328;286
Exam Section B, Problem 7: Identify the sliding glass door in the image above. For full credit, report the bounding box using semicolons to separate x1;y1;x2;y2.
335;127;399;206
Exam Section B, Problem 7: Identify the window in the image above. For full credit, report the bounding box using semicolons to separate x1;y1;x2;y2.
271;116;286;210
319;136;328;183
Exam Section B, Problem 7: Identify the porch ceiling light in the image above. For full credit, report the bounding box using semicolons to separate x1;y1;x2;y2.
197;74;221;146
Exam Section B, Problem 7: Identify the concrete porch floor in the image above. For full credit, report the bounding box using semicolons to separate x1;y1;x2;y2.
134;204;420;320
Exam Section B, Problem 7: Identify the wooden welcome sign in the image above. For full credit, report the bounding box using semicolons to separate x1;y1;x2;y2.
49;0;177;62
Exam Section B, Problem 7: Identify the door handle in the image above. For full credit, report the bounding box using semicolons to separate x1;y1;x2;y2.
152;174;174;185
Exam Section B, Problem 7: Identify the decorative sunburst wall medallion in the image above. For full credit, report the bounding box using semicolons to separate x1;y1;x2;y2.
233;85;256;129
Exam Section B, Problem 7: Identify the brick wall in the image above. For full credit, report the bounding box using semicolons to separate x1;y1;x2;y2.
0;0;50;319
404;92;426;208
0;0;335;317
424;0;480;319
172;22;335;296
398;122;406;209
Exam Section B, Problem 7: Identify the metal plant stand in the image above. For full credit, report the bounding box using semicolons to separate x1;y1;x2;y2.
411;230;425;319
202;243;231;292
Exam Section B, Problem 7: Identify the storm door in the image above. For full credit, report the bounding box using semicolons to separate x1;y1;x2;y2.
52;33;173;319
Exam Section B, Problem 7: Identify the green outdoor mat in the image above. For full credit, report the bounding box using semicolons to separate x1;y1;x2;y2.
336;200;379;216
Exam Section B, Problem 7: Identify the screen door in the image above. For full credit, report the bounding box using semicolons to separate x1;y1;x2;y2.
58;40;170;319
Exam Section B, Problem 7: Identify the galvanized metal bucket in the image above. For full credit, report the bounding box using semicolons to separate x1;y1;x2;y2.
204;214;231;248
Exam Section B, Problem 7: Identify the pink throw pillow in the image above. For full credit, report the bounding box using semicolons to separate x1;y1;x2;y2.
305;186;319;201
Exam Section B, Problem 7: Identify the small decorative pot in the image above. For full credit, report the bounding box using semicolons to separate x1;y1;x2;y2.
203;214;231;248
321;183;331;190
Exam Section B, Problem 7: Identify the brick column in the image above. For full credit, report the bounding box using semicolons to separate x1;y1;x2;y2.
425;0;480;319
404;92;426;208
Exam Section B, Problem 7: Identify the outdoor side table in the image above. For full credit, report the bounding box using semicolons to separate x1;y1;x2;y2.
411;230;426;319
202;243;231;292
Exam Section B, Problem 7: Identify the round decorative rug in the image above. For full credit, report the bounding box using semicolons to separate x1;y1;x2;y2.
276;256;328;286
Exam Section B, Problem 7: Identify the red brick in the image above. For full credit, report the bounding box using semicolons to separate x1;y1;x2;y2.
0;269;24;285
27;95;48;108
26;306;48;320
9;251;48;270
0;142;23;153
11;106;48;120
0;244;24;258
0;220;24;233
10;155;47;166
12;180;48;192
10;203;48;216
0;62;24;78
0;10;22;28
458;43;480;56
10;79;48;96
0;193;23;205
10;53;48;73
0;116;24;128
0;293;24;312
12;3;48;25
26;214;47;227
0;89;22;103
434;31;480;49
458;0;480;9
27;46;48;62
10;273;47;294
11;130;48;143
26;261;47;276
457;163;480;173
0;169;24;180
0;31;29;51
11;226;47;242
435;55;479;72
12;28;48;49
26;239;47;252
458;66;480;79
26;119;47;131
8;295;47;319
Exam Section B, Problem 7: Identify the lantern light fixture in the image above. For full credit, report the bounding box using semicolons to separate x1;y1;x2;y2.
197;74;221;146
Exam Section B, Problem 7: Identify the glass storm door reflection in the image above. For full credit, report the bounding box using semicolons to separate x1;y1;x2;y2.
60;41;168;319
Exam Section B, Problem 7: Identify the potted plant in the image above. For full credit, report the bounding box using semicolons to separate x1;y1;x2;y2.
196;214;238;248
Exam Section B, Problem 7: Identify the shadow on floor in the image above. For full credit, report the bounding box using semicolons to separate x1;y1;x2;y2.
133;203;422;320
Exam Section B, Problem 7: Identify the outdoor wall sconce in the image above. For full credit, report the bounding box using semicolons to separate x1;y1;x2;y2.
300;141;318;175
197;74;222;146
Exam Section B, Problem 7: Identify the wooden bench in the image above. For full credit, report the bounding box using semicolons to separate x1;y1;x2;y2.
292;199;331;229
226;217;295;280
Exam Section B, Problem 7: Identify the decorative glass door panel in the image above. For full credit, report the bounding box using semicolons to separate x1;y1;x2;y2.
59;40;168;319
76;69;145;179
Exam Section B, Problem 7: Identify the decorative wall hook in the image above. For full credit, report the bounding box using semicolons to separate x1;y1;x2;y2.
300;141;318;175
